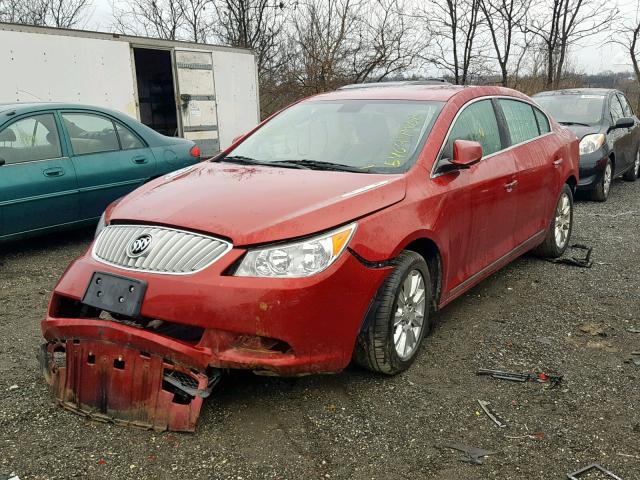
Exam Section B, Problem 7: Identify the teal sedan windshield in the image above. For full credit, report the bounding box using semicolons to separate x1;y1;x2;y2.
226;100;444;173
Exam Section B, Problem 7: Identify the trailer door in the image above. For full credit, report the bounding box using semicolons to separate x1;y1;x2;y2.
175;50;220;157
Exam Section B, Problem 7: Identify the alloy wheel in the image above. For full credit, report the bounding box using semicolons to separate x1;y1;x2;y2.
393;270;426;360
554;192;571;249
603;163;612;196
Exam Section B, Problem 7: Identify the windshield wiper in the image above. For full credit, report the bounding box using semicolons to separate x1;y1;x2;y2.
558;121;590;127
218;155;309;169
272;159;369;173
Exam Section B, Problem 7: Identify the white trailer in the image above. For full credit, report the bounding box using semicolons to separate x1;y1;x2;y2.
0;23;260;156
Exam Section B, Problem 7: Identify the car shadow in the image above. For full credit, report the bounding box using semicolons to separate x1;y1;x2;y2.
0;226;94;258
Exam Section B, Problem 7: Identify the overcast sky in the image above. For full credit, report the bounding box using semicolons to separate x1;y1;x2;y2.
87;0;640;75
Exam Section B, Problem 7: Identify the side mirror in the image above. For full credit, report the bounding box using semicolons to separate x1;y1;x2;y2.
451;139;483;168
610;116;634;131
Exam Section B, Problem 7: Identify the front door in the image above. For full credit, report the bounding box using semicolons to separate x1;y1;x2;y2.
175;49;220;156
434;99;518;293
60;111;156;220
0;112;79;237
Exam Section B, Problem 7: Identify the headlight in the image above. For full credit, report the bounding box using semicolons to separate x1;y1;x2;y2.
234;223;357;278
579;134;606;155
95;211;107;238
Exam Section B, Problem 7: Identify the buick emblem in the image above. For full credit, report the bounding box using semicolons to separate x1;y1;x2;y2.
127;234;153;258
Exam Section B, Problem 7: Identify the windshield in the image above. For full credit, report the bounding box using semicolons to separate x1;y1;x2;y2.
224;100;444;173
534;94;605;125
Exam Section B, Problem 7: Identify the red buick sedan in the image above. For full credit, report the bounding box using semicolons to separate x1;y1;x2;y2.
41;83;579;431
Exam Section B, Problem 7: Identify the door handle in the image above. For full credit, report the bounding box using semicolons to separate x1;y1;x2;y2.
43;167;64;177
553;157;563;166
504;180;518;192
132;156;148;164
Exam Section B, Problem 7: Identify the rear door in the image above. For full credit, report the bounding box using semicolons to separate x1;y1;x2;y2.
60;111;156;220
0;112;79;237
496;98;556;244
174;49;220;157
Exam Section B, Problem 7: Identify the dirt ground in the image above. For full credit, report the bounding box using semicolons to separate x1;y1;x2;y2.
1;178;639;480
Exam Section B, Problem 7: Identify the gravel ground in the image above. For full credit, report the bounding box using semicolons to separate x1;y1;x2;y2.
1;178;639;480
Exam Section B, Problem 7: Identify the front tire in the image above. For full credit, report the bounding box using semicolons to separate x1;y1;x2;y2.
623;149;640;182
353;251;432;375
534;183;573;258
591;159;612;201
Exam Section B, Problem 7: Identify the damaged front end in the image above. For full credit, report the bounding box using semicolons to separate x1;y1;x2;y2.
38;336;220;432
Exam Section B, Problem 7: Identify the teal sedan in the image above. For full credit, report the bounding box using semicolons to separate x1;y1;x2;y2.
0;103;202;242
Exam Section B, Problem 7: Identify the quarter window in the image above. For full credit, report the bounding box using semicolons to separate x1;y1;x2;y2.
62;113;120;155
533;107;550;134
498;99;539;145
440;99;502;160
0;113;62;165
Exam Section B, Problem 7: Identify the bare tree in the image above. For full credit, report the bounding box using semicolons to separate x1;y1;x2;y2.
211;0;287;74
287;0;423;92
112;0;185;40
528;0;616;89
0;0;90;27
418;0;485;85
47;0;91;27
479;0;530;86
182;0;212;42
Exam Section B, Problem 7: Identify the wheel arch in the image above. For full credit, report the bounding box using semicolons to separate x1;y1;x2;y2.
565;174;577;193
401;237;443;312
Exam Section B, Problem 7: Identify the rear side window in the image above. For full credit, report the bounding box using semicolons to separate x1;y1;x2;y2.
115;123;145;150
62;113;120;155
440;100;501;160
498;99;540;145
0;113;62;164
534;108;550;134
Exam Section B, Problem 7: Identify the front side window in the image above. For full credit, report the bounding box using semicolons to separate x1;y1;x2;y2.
0;113;62;164
62;113;120;155
499;99;540;145
440;99;502;160
609;96;624;123
617;94;634;117
226;100;444;173
534;94;604;125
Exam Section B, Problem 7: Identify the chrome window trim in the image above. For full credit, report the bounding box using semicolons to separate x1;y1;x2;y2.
430;95;554;179
91;224;233;275
0;112;65;165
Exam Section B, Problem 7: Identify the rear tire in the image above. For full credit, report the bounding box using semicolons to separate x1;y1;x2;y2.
353;251;432;375
623;149;640;182
591;159;612;201
533;184;573;258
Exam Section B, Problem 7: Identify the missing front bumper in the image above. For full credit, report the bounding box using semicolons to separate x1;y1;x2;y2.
38;339;219;432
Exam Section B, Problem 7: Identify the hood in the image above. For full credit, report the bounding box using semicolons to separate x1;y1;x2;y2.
109;162;407;245
563;124;603;140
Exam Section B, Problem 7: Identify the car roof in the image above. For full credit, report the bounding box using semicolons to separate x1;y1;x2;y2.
305;84;530;103
0;102;131;116
533;88;617;97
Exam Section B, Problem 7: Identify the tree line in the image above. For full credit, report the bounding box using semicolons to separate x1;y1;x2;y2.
1;0;639;116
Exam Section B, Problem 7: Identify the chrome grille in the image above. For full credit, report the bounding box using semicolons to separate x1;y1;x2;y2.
92;225;231;274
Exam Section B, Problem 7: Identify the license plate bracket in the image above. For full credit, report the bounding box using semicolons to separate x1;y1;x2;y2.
82;271;147;317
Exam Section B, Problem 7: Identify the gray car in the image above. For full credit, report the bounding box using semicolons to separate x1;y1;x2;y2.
533;88;640;201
